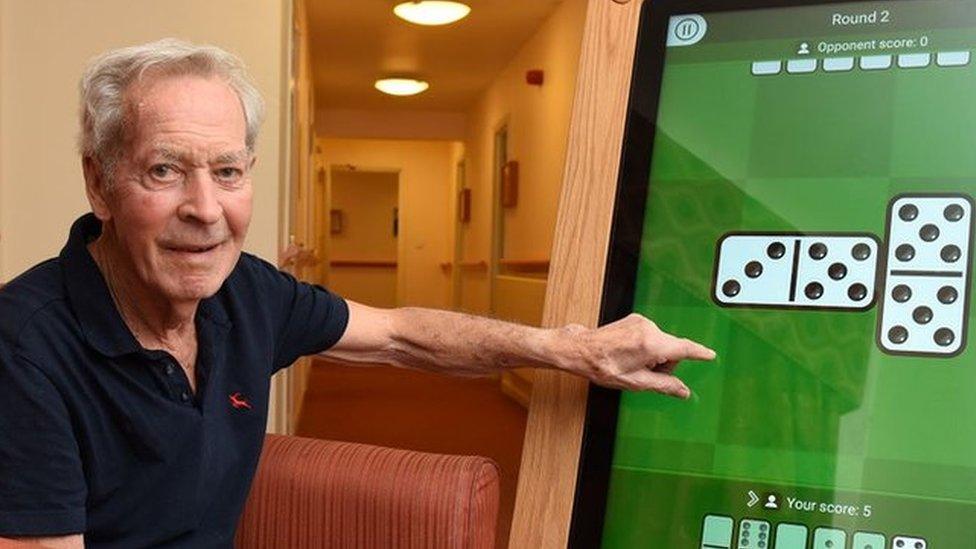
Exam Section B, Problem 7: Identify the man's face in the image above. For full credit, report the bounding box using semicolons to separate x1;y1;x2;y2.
92;74;253;303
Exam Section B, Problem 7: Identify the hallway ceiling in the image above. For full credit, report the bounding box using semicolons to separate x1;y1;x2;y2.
306;0;564;112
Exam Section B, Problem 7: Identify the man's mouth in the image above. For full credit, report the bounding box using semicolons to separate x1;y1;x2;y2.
164;242;222;254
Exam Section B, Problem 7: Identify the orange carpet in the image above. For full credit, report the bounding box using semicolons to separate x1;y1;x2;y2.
295;358;529;548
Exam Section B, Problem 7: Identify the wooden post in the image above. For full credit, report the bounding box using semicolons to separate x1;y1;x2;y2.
508;0;643;547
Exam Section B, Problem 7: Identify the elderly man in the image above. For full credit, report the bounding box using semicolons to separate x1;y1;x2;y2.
0;40;714;548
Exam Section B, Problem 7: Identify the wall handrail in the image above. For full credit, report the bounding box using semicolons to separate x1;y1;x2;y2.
330;259;398;268
441;260;489;272
497;259;550;273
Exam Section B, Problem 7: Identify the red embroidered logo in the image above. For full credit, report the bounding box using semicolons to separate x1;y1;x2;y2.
229;392;252;410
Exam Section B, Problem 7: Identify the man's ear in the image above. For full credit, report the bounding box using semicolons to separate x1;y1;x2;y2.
82;156;112;221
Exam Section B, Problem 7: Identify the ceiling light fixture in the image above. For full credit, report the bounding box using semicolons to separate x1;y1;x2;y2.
374;78;430;96
393;1;471;26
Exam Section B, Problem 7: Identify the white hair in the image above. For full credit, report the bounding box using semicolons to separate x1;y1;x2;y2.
78;38;265;175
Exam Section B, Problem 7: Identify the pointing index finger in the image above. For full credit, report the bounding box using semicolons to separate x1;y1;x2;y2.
676;337;717;361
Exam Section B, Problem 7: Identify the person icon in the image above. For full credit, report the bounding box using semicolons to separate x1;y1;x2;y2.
764;494;780;509
798;42;810;55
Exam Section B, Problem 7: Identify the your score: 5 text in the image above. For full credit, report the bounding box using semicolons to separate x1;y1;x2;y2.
786;497;874;518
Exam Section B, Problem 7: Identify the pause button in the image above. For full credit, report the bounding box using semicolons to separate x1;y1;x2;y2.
667;14;707;47
675;18;700;40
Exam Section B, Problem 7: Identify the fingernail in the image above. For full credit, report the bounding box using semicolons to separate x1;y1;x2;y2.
679;387;691;399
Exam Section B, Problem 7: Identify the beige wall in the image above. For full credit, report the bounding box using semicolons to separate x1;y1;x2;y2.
329;170;398;308
460;0;587;314
318;138;455;309
331;171;399;260
316;109;467;141
0;0;287;281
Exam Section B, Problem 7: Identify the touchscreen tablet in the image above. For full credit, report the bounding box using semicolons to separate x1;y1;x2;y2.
571;1;976;547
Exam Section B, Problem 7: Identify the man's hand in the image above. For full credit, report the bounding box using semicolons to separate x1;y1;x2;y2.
277;242;303;269
550;314;715;398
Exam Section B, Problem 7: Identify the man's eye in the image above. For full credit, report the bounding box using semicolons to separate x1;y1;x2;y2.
149;164;180;181
214;167;244;182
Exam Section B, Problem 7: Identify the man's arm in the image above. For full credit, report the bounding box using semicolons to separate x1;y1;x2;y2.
322;301;716;399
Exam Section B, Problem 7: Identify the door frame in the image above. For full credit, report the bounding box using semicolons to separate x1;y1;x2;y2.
489;122;509;314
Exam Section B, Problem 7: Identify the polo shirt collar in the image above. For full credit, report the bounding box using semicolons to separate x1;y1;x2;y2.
60;213;231;358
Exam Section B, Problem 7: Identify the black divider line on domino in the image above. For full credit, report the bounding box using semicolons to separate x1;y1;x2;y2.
788;239;801;302
890;270;964;278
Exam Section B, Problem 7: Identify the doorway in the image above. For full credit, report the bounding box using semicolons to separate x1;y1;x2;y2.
328;168;400;308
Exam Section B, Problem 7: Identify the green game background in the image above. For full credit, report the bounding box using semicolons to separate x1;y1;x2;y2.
600;2;976;547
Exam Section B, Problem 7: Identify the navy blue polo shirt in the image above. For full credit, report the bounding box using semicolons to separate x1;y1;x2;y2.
0;214;349;547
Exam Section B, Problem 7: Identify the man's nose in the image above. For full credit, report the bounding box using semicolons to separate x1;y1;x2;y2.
178;169;223;224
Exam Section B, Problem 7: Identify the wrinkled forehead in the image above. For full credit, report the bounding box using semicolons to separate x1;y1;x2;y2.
122;73;247;151
147;145;251;166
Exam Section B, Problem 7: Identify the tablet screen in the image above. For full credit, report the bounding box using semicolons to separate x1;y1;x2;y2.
585;1;976;547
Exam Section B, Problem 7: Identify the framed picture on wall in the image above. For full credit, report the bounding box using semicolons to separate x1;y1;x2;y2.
502;160;519;208
330;209;343;235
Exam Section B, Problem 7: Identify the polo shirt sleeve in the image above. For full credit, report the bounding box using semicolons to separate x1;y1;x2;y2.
244;257;350;372
0;353;86;536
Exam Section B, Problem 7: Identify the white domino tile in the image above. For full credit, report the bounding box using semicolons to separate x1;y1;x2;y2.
851;532;886;549
736;519;770;549
786;58;817;74
891;536;927;549
823;57;855;72
715;235;796;307
700;515;734;549
879;274;966;356
714;233;880;310
813;528;847;549
898;53;931;68
937;51;970;67
886;197;972;273
861;55;893;70
792;236;880;309
752;60;782;76
878;195;974;357
774;523;809;548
